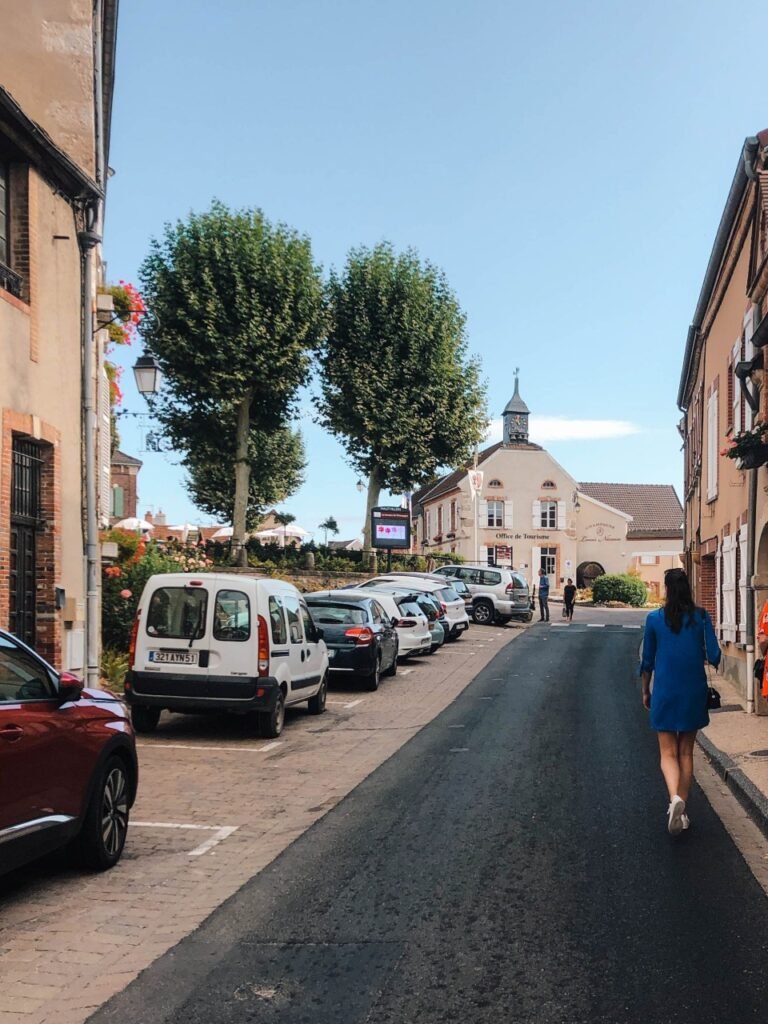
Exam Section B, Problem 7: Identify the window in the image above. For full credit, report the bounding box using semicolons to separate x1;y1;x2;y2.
283;595;304;644
0;158;8;267
300;602;318;642
111;485;125;518
424;509;432;540
269;595;288;643
0;635;56;702
450;500;457;533
540;501;557;529
370;601;386;624
541;480;556;490
488;479;503;488
540;547;557;576
480;570;502;585
487;500;504;527
706;388;718;501
146;587;207;640
640;554;659;566
213;589;250;641
437;505;443;535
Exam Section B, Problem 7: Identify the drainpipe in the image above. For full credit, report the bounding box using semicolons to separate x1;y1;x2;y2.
79;211;102;689
746;461;757;713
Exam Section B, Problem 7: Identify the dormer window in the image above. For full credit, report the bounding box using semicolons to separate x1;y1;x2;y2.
541;480;556;490
488;479;503;488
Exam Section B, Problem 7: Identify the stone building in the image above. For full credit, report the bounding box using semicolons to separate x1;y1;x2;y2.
412;378;682;595
0;2;118;674
678;129;768;713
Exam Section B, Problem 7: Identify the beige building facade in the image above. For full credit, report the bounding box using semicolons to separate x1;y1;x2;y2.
678;129;768;713
413;380;683;595
0;2;118;674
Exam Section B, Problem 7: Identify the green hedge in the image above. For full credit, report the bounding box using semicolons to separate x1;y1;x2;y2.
591;573;647;607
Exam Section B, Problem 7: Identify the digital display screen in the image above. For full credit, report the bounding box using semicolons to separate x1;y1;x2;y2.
375;524;407;541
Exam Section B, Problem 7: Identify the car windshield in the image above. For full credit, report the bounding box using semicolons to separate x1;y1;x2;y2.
306;602;369;625
396;598;422;618
439;587;460;602
146;587;208;639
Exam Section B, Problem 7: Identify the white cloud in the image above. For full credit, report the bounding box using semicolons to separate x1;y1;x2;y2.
485;417;642;444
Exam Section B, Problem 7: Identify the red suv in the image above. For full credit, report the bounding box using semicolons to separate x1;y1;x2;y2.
0;629;138;876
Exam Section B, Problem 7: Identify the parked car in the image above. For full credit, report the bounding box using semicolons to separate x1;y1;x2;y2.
0;629;138;876
386;571;473;609
304;592;398;690
358;576;470;639
334;588;432;659
433;564;532;625
395;591;446;653
125;574;329;739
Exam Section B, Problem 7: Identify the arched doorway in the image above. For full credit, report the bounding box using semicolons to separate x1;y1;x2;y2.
577;561;604;590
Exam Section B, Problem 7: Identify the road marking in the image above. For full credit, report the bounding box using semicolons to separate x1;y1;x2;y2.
327;699;365;708
130;821;239;857
623;624;642;630
586;623;605;628
449;747;469;752
399;668;414;675
448;724;465;729
136;742;282;753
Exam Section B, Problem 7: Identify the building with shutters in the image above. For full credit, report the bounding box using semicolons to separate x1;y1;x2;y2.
412;377;683;596
0;3;118;671
678;129;768;713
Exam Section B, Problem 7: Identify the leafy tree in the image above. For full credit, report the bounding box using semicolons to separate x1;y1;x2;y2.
139;201;325;562
273;511;296;548
319;516;339;545
316;243;487;549
181;418;305;529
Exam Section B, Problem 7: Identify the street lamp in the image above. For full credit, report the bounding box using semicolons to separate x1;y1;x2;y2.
133;354;162;397
356;479;365;493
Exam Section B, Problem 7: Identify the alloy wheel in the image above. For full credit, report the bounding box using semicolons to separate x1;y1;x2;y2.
101;766;129;859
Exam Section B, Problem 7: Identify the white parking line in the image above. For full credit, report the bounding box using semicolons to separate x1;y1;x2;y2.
586;623;605;628
136;743;282;753
449;747;469;753
623;624;642;630
326;699;365;708
130;821;239;856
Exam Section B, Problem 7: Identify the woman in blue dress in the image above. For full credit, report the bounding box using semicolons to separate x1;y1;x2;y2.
640;568;721;835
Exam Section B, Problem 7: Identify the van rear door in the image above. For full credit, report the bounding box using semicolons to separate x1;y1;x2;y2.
138;583;210;699
207;586;259;697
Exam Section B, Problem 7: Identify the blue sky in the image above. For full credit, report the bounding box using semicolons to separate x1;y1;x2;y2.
105;0;768;539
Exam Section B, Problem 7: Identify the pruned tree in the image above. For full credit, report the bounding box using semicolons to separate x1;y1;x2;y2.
139;201;325;562
316;242;487;550
319;516;339;545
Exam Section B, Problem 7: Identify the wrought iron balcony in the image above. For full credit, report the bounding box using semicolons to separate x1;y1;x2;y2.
0;261;23;299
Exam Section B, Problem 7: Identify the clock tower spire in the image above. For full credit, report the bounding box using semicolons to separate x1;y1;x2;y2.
502;370;530;445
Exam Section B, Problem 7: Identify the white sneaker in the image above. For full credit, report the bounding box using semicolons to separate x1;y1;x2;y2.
667;795;686;835
681;814;690;831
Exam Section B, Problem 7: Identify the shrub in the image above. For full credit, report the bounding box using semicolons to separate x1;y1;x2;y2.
591;573;647;607
101;647;129;692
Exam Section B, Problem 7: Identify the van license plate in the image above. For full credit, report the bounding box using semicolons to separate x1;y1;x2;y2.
148;650;199;665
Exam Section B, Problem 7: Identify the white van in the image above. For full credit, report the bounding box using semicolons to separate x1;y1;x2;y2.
124;573;329;739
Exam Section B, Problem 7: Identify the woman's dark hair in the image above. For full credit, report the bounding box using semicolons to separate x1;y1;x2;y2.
663;568;700;633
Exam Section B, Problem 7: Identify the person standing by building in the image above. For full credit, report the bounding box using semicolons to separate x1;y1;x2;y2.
640;568;720;835
563;578;576;622
756;599;768;702
538;567;550;622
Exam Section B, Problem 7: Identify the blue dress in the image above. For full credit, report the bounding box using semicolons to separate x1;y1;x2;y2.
640;608;721;732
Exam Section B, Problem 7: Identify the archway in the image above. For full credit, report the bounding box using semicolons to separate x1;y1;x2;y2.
577;561;604;589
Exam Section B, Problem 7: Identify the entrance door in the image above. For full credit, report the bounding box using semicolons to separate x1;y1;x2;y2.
10;439;42;646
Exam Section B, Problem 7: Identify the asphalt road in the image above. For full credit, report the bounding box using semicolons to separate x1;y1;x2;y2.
90;613;768;1024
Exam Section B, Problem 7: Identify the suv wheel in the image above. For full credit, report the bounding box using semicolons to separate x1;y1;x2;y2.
308;674;328;714
261;690;286;738
131;705;161;734
77;756;131;870
472;599;494;626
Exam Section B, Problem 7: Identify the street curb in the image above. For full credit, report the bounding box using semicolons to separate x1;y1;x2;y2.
697;731;768;840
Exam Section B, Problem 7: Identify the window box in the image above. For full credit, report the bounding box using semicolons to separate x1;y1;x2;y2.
736;444;768;471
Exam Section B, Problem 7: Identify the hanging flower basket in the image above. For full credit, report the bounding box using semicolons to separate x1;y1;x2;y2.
721;422;768;470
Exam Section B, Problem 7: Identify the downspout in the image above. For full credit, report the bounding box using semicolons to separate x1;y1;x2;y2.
746;463;757;713
79;213;102;689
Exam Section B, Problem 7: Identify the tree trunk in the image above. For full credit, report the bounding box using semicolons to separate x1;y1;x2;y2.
231;390;252;566
361;465;383;567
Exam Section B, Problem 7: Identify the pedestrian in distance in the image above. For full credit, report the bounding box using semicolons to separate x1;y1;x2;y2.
639;568;721;835
563;577;576;622
755;597;768;702
537;567;550;622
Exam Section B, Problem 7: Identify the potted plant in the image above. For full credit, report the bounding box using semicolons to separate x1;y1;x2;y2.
721;421;768;470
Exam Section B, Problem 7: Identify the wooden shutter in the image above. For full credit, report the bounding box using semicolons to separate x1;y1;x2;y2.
531;545;541;579
706;391;718;501
479;499;488;526
557;500;566;530
715;538;722;637
480;544;489;565
504;502;514;529
721;535;737;642
532;500;541;528
738;524;748;642
112;485;124;518
732;341;741;434
98;369;111;524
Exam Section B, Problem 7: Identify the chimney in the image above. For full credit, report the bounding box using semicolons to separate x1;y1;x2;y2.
144;511;154;524
154;508;167;528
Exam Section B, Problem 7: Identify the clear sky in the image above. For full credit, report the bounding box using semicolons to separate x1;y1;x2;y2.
105;0;768;540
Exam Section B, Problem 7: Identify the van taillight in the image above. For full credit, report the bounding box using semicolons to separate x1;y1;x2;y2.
258;615;269;676
344;626;374;645
127;610;141;670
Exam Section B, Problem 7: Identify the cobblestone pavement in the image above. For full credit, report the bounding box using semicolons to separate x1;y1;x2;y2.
0;624;524;1024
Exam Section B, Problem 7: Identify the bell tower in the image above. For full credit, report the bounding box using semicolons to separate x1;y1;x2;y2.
502;371;529;445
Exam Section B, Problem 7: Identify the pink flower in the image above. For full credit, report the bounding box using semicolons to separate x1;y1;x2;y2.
120;589;132;599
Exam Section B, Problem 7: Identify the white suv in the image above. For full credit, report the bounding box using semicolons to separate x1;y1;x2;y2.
433;565;532;625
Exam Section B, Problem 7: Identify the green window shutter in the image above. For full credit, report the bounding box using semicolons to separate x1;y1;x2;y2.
112;485;124;517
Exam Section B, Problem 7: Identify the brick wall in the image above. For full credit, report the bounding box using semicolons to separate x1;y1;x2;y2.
699;554;717;621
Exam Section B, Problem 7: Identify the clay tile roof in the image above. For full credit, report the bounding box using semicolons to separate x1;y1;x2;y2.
578;482;683;538
111;449;143;467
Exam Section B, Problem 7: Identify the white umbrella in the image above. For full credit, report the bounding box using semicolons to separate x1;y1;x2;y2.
210;526;234;540
114;517;154;532
254;524;309;538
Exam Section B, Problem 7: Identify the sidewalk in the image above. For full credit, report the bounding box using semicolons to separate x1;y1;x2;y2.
699;676;768;839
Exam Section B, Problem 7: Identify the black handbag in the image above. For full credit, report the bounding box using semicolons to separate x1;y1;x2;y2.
706;685;721;710
754;658;764;682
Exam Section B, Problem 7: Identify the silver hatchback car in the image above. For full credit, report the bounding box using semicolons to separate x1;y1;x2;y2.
433;564;532;625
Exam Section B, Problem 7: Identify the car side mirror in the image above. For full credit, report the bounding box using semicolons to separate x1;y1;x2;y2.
391;616;399;628
58;671;83;703
315;627;324;641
